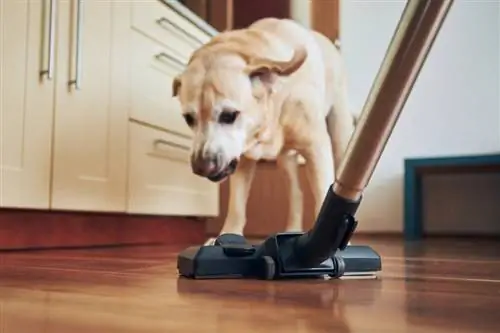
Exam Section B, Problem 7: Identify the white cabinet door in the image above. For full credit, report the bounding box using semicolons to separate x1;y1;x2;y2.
50;0;129;211
0;0;55;208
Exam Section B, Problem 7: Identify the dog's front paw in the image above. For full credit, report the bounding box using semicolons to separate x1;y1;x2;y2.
284;226;303;233
203;237;216;246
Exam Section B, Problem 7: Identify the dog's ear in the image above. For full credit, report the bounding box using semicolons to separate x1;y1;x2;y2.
172;75;182;97
245;46;307;90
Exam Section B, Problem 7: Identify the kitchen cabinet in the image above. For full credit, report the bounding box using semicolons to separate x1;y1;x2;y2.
1;0;219;217
126;0;218;216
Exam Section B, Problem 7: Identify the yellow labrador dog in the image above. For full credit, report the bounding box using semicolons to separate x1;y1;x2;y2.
172;18;356;243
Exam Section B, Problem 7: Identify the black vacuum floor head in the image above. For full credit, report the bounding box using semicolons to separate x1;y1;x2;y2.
177;188;382;281
177;233;381;280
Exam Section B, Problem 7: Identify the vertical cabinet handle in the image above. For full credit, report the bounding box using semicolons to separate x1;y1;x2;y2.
40;0;56;79
69;0;83;89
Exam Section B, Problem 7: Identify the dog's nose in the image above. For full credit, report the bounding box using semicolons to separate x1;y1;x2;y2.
191;154;218;177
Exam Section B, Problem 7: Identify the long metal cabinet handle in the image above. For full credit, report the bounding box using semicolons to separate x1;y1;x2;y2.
153;139;190;152
69;0;83;89
40;0;56;79
154;52;186;69
156;17;203;45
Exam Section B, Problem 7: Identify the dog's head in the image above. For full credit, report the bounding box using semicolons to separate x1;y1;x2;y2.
172;37;307;182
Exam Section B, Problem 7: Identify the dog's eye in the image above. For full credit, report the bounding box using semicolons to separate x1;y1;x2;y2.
183;113;196;127
218;110;240;125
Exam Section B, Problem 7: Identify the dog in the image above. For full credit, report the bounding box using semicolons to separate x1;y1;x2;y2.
171;18;357;244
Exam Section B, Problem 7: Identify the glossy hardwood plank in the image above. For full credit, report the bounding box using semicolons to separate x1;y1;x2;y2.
0;237;499;332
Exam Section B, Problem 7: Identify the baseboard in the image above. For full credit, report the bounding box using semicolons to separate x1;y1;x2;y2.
0;208;206;250
421;232;500;240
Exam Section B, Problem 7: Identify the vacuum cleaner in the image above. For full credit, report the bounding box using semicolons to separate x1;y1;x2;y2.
177;0;454;280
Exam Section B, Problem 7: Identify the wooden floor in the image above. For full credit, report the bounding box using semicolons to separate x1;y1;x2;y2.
0;236;499;332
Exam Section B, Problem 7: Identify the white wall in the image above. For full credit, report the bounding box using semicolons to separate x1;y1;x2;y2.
340;0;500;233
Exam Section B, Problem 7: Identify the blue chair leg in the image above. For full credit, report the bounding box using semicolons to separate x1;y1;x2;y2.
404;165;423;241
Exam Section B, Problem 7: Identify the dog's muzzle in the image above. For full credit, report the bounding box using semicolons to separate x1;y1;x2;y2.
191;154;239;182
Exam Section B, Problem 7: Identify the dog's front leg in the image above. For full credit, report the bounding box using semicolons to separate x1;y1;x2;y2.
204;157;256;246
220;156;257;236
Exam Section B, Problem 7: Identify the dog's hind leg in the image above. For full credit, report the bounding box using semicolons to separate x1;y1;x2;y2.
277;151;304;233
282;90;335;225
302;131;335;220
326;84;356;175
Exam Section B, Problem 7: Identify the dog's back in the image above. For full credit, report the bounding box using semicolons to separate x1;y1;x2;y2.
248;18;356;170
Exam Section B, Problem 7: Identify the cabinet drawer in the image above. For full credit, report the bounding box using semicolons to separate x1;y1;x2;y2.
127;122;219;216
129;31;191;137
131;1;210;61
